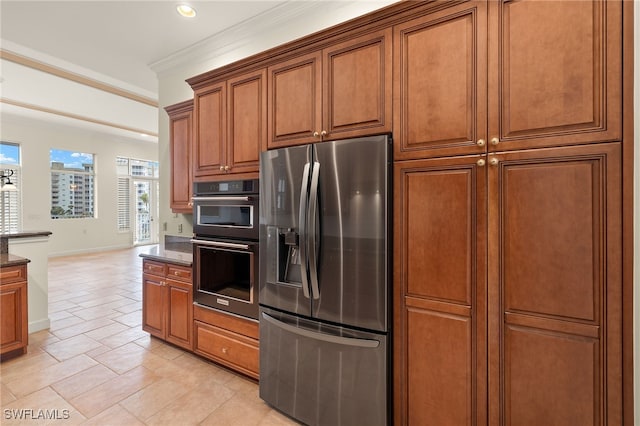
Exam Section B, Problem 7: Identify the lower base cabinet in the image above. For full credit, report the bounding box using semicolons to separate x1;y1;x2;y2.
0;264;29;357
142;259;193;351
194;304;259;380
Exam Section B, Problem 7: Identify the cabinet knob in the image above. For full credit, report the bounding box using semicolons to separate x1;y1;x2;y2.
221;347;228;354
491;137;500;146
321;130;327;137
477;159;486;166
224;165;230;172
219;166;225;171
489;157;499;166
174;271;179;276
477;139;485;147
313;131;319;137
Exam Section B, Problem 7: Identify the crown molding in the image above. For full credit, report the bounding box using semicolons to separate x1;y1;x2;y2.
150;0;396;76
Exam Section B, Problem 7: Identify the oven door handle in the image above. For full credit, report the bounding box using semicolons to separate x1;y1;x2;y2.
191;196;251;202
190;239;250;250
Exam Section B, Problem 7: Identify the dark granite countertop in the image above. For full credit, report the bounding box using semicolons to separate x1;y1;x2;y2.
0;253;31;267
0;231;52;239
139;235;192;266
1;231;52;255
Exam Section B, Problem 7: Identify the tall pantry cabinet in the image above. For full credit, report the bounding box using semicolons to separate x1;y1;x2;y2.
393;1;628;425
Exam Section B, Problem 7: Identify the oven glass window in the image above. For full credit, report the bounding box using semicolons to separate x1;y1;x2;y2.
198;205;252;227
199;247;252;302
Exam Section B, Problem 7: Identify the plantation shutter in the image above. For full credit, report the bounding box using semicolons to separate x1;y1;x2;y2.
0;168;20;233
117;177;130;231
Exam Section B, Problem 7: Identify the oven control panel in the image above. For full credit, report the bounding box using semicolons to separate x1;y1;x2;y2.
194;179;258;196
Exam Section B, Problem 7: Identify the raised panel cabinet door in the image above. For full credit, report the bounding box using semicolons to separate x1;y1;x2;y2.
166;279;192;350
194;82;226;178
393;1;488;160
267;51;322;148
394;156;487;426
166;100;193;213
142;275;166;339
0;280;28;354
487;143;622;425
227;69;267;175
488;0;622;151
323;27;392;140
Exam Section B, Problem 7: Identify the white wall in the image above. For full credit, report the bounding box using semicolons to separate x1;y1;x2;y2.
0;113;158;256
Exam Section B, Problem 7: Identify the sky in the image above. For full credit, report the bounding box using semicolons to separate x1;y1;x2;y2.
0;142;20;165
50;149;94;169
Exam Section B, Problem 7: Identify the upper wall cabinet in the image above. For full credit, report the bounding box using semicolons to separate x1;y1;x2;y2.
394;0;622;160
193;68;266;180
165;100;193;213
394;2;488;160
268;28;392;149
488;0;622;151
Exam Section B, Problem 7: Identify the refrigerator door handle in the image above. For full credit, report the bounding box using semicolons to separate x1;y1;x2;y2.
307;161;321;300
261;312;380;348
298;162;311;299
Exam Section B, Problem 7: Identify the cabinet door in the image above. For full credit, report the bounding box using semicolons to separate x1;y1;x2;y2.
194;82;226;178
166;278;192;350
394;2;487;160
227;69;267;175
488;0;622;151
394;155;487;426
167;101;193;213
142;274;165;339
324;28;392;140
268;51;322;148
0;280;28;355
487;143;622;425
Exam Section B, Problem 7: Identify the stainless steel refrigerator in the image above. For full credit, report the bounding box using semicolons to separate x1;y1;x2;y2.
259;134;391;426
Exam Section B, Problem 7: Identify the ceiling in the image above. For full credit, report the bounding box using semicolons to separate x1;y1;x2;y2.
0;1;396;143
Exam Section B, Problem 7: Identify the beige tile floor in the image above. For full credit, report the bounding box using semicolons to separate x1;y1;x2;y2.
1;246;300;425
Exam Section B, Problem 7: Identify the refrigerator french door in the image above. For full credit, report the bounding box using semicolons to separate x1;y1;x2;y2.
259;134;392;426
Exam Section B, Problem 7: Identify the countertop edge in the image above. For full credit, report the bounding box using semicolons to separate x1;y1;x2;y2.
0;253;31;267
139;251;192;267
0;231;53;239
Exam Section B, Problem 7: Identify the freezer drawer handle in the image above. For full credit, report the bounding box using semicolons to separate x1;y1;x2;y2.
261;312;380;348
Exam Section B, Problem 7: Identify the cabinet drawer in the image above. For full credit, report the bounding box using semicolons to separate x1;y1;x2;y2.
143;260;166;276
194;320;259;379
166;264;192;282
0;265;27;285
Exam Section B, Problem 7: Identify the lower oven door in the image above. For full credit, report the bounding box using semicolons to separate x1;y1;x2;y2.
192;238;259;319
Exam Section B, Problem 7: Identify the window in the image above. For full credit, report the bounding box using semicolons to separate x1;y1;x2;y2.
50;149;95;219
116;157;159;244
0;142;21;232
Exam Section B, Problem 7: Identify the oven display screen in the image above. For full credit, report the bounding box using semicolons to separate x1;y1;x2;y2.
219;183;229;191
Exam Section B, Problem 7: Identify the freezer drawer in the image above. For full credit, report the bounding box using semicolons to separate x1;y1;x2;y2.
259;307;389;426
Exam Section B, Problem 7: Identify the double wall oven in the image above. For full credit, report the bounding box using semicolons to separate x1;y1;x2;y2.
191;179;259;319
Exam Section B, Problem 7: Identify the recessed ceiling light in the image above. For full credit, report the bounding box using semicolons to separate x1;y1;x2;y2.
176;4;196;18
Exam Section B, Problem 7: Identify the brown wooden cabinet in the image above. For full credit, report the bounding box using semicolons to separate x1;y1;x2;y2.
142;259;193;351
193;304;259;380
393;2;488;160
395;142;623;425
394;0;622;161
394;154;487;425
268;28;392;149
487;143;622;425
394;0;629;424
193;68;266;179
165;100;193;213
0;263;28;356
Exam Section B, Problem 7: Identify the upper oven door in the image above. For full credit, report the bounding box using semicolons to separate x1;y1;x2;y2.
193;195;259;240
